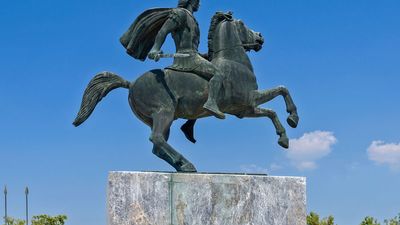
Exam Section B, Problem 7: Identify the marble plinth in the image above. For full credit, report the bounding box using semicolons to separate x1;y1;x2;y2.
108;171;306;225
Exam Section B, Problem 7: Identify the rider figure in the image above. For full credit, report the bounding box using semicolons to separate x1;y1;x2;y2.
148;0;226;119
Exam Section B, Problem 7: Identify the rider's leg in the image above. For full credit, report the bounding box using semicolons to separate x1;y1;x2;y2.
192;55;226;119
204;73;226;119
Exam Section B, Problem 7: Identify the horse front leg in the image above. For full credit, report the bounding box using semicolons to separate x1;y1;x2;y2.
241;107;289;149
251;86;299;128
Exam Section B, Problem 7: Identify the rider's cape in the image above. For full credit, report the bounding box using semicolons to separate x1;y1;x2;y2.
120;8;172;61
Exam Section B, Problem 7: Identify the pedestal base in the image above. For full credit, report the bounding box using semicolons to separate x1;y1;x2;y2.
108;171;306;225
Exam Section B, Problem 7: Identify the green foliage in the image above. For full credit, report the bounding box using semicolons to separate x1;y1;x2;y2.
384;213;400;225
307;212;336;225
307;212;321;225
360;216;381;225
3;217;25;225
308;212;400;225
31;215;67;225
323;216;335;225
3;215;67;225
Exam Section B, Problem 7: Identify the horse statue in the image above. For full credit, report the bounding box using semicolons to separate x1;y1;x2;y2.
73;12;299;172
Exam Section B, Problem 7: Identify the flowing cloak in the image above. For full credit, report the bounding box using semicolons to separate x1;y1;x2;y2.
120;8;173;61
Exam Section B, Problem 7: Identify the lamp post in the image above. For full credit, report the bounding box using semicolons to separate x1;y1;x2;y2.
4;186;7;225
25;187;29;225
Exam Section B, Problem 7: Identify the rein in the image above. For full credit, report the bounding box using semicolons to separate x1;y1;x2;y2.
213;43;258;54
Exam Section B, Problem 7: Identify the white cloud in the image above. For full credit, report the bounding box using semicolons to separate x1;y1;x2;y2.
287;131;337;170
269;163;283;171
240;164;269;174
295;161;317;170
367;141;400;170
240;163;283;174
347;162;360;171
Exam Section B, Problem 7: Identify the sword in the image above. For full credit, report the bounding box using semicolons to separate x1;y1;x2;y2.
157;53;191;58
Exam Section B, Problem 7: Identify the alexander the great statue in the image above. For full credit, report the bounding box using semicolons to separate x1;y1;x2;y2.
74;1;299;172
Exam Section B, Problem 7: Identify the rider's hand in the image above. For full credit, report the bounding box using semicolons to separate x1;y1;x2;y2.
148;50;163;62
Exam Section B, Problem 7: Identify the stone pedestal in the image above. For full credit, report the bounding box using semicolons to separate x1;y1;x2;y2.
108;171;306;225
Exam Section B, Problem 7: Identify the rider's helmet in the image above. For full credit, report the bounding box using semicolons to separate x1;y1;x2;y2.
178;0;200;12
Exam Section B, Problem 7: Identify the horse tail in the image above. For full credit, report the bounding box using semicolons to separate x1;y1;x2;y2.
73;71;131;127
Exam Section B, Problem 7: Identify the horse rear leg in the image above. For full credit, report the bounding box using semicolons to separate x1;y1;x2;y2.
242;107;289;149
150;111;197;172
180;119;197;143
251;86;299;128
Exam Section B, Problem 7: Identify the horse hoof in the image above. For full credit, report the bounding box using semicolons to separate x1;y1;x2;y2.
278;136;289;149
287;114;299;128
179;162;197;173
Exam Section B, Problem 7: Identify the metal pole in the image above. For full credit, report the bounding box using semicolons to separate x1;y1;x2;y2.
25;187;29;225
4;186;7;225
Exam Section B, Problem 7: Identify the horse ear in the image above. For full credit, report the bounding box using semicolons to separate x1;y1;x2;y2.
225;11;233;21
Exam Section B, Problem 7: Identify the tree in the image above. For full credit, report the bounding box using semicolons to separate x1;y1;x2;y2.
322;216;335;225
307;212;336;225
307;212;321;225
3;217;25;225
384;213;400;225
360;216;381;225
31;215;67;225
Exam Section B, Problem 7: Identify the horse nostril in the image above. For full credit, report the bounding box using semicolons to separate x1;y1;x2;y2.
255;33;264;44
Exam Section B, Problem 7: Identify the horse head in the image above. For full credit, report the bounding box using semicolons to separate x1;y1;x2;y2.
208;12;264;60
233;17;264;52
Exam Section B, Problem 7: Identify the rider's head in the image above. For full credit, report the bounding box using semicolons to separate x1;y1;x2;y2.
178;0;200;12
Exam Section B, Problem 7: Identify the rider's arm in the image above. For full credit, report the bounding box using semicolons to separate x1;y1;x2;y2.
151;19;178;52
150;9;184;53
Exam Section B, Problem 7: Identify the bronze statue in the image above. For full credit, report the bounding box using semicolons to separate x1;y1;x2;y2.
73;1;299;172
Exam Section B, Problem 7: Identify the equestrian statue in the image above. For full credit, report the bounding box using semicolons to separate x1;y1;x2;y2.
73;0;299;172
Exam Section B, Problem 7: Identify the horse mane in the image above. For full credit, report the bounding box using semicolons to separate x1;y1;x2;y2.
208;12;233;60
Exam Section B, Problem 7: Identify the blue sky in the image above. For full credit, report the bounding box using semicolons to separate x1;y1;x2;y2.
1;0;399;224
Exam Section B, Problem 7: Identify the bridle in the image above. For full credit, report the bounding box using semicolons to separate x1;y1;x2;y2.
213;43;259;55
